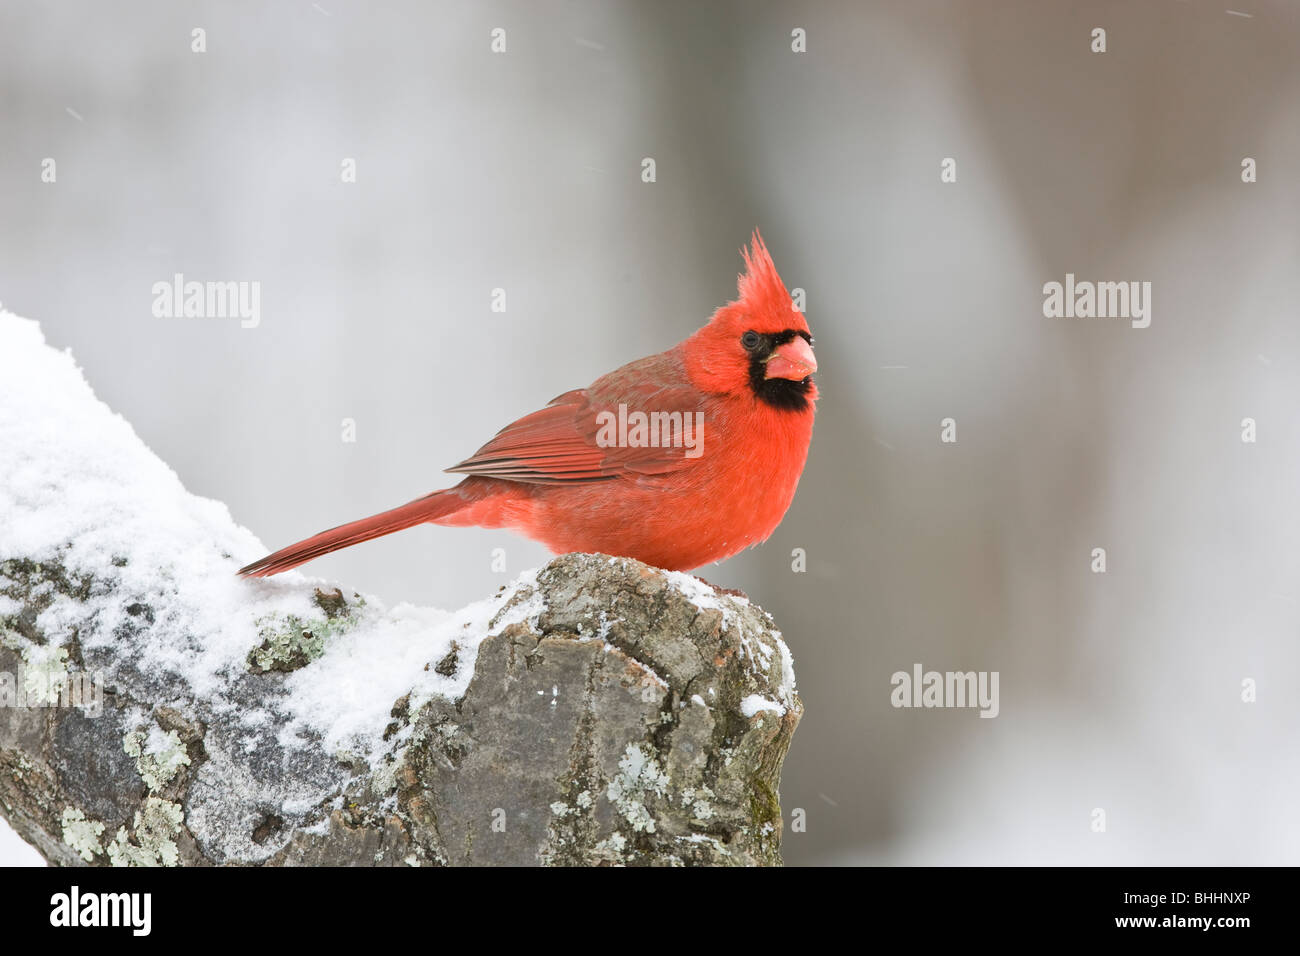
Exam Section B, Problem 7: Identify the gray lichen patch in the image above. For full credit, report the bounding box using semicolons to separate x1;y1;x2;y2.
247;610;355;674
123;726;192;792
106;797;185;867
680;784;717;822
60;807;106;862
11;641;71;705
606;743;669;834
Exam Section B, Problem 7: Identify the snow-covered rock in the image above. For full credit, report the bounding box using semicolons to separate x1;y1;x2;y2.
0;308;801;866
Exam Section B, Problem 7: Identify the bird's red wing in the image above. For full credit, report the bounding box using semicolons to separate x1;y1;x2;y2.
446;360;709;485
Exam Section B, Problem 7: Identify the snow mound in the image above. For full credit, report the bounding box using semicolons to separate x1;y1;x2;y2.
0;308;534;761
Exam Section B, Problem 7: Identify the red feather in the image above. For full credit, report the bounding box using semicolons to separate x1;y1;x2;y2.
445;355;706;484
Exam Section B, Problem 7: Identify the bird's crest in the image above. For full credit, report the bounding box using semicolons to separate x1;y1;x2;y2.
737;229;789;309
733;229;808;335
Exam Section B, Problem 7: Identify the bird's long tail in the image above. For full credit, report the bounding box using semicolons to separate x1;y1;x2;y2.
238;487;471;578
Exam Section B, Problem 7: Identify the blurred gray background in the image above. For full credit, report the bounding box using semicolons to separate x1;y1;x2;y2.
2;0;1298;866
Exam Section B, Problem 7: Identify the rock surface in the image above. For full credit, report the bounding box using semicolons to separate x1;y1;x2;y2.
1;553;801;866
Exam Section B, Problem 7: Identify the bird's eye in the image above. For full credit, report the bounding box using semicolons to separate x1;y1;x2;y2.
741;330;761;351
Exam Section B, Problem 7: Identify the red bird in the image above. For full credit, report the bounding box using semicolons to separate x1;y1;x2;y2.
238;232;817;577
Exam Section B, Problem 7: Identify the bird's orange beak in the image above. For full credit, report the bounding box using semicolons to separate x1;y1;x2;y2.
764;336;817;381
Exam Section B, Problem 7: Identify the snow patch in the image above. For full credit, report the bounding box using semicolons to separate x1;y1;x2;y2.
740;694;787;718
0;308;545;767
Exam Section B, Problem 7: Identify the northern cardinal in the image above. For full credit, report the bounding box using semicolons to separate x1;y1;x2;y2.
238;231;816;577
